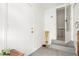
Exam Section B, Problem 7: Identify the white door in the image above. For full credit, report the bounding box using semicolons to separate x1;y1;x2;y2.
7;3;34;55
32;7;44;51
65;5;71;43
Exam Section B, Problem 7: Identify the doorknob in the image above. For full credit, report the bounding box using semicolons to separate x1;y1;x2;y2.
65;19;68;22
31;27;34;33
31;31;34;33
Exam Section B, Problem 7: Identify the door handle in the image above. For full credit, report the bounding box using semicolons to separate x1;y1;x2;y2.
65;19;68;22
31;31;34;33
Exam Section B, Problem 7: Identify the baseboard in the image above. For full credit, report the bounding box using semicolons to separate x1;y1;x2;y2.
28;45;42;56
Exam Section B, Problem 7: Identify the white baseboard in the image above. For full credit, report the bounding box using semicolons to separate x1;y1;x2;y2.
28;45;42;56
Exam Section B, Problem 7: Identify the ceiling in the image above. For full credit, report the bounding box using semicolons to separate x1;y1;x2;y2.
38;3;65;10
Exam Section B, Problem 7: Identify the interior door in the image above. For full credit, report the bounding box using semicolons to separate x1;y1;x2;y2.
65;5;71;43
57;7;65;41
7;3;34;55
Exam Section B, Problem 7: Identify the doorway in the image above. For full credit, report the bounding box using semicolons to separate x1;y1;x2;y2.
56;7;65;41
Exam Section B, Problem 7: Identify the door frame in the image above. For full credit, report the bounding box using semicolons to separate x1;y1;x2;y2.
56;4;66;42
56;6;65;41
56;4;71;43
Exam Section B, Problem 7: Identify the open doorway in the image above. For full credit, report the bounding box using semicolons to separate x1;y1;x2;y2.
50;5;75;54
56;7;65;41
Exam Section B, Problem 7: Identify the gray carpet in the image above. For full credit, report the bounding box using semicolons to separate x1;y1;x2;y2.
51;40;74;48
30;40;75;56
29;47;76;56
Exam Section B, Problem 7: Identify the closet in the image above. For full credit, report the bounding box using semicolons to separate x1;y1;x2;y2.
57;7;65;41
0;3;44;55
56;5;71;43
7;3;35;55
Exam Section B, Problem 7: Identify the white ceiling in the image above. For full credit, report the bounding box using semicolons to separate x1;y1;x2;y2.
38;3;65;10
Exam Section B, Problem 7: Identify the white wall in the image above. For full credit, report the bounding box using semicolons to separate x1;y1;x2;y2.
44;7;57;44
73;3;79;54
